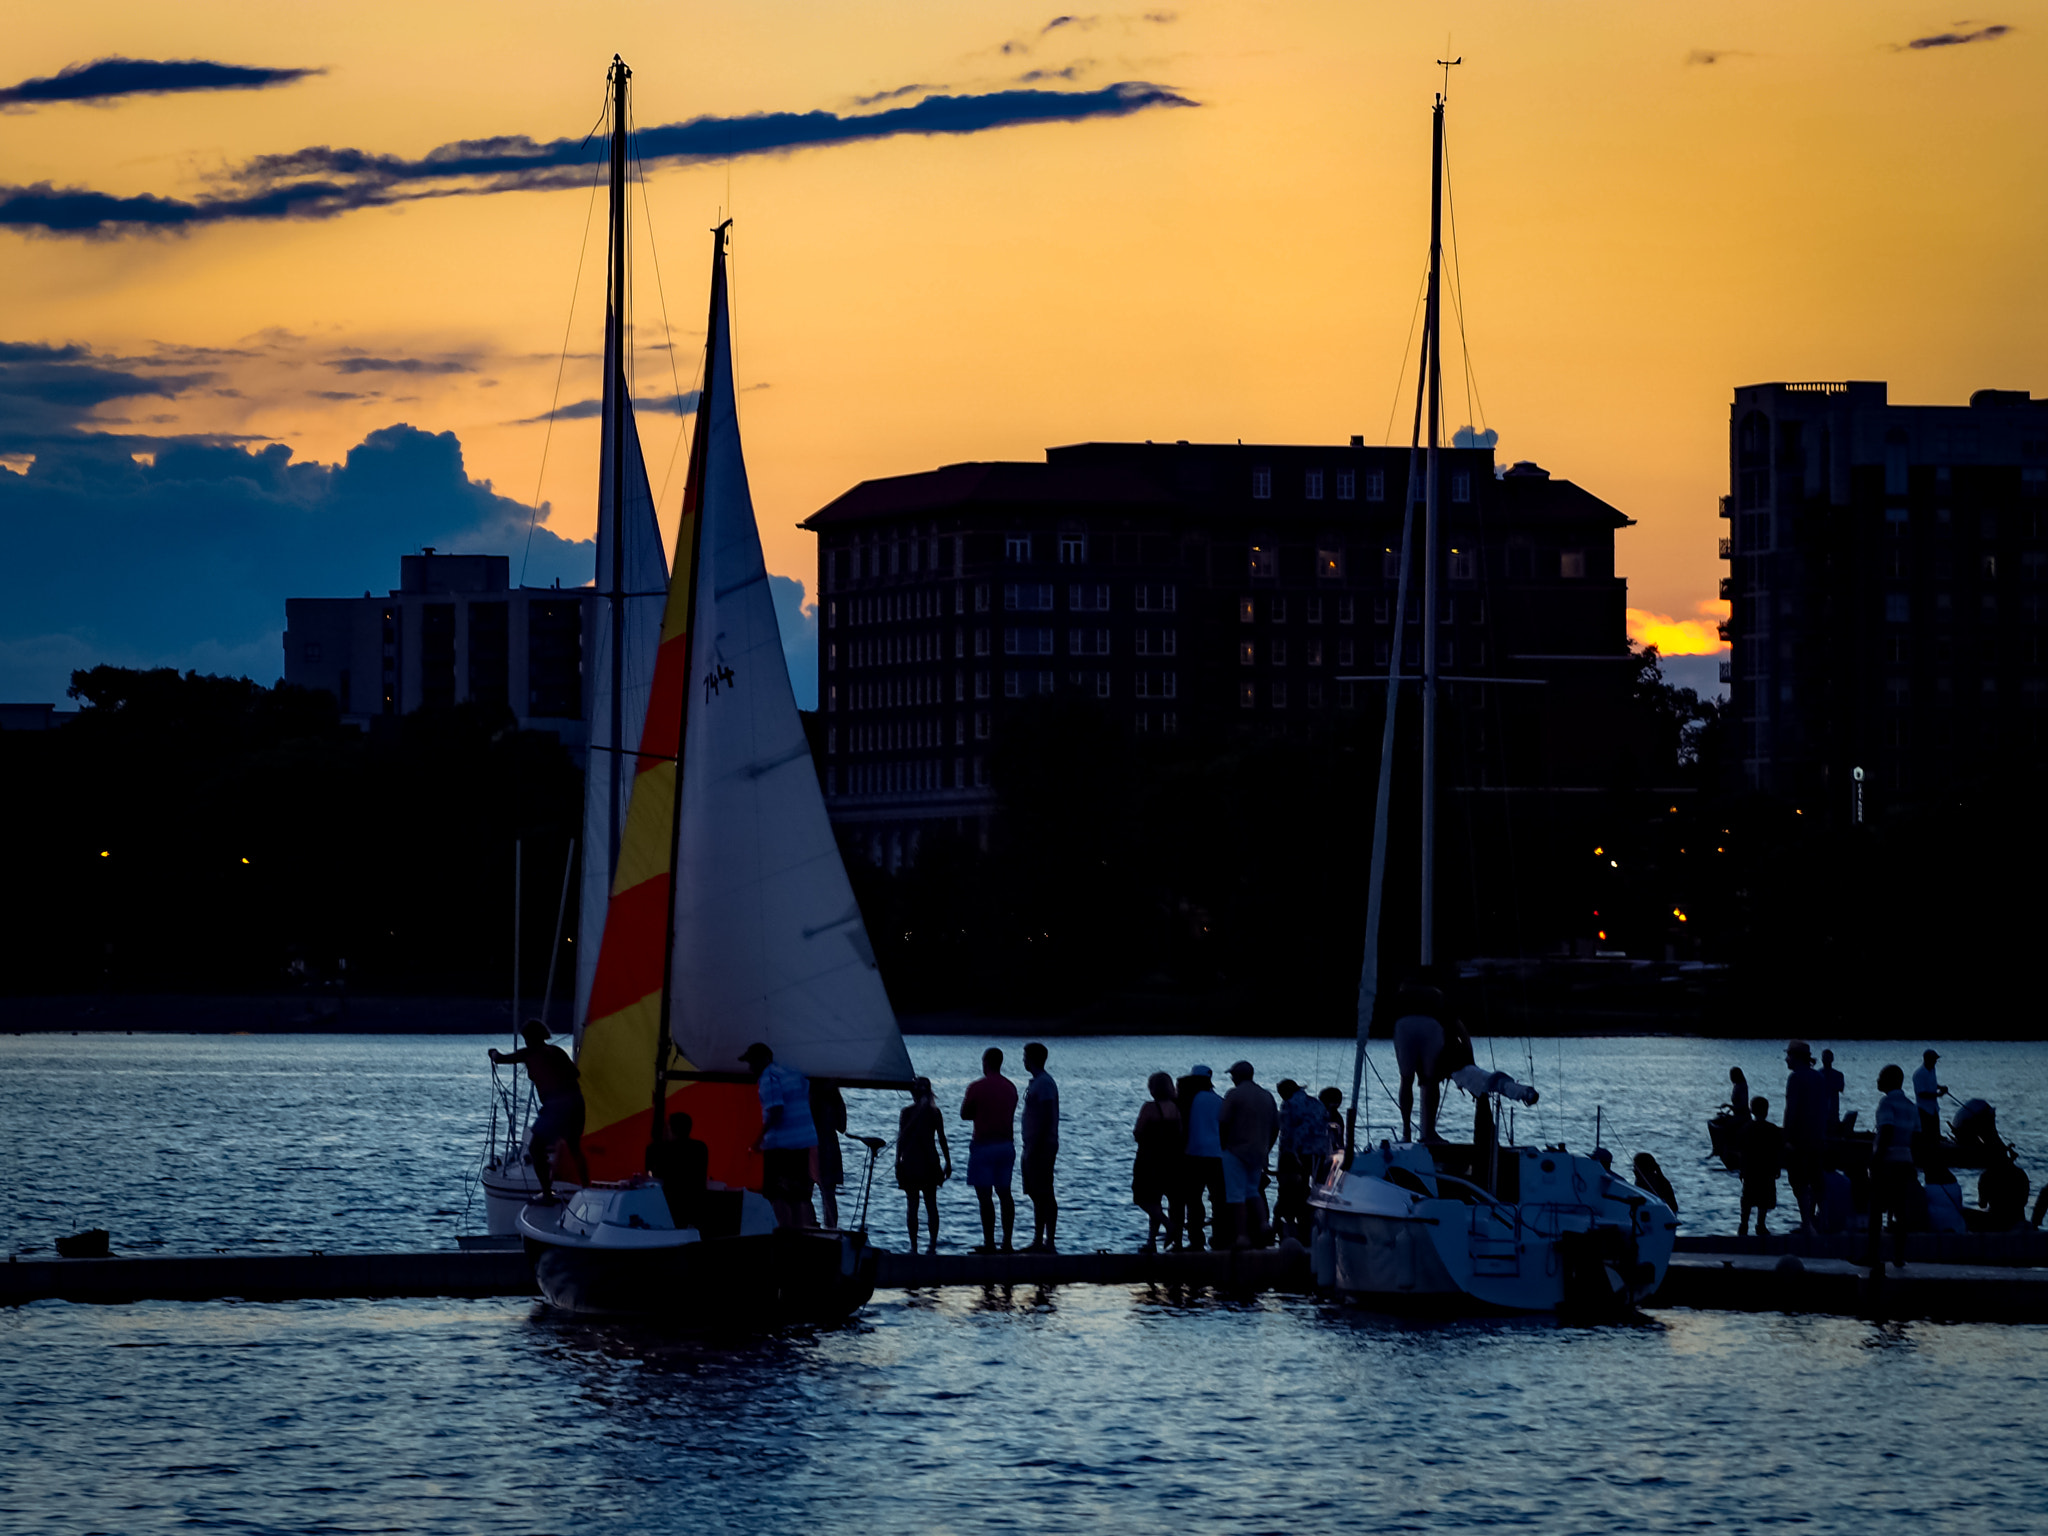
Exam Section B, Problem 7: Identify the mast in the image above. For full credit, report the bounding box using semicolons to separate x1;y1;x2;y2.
1419;90;1444;970
605;55;631;900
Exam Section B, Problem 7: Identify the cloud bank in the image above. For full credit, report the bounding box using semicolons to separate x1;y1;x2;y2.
1;81;1196;237
0;57;320;108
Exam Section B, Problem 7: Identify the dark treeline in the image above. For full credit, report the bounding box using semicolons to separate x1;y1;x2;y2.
7;661;2044;1037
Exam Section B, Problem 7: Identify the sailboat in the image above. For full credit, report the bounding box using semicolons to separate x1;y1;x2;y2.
516;58;917;1319
1306;86;1676;1314
478;56;671;1235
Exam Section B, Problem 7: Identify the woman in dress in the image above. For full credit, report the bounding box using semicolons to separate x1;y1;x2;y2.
1133;1071;1183;1251
896;1076;950;1255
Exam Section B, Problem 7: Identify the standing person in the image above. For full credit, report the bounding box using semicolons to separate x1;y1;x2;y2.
1738;1097;1782;1237
1218;1061;1280;1250
646;1111;709;1229
489;1021;589;1201
1913;1050;1949;1140
812;1080;848;1229
1782;1040;1828;1233
1870;1064;1921;1270
1275;1079;1326;1242
895;1077;951;1255
1132;1072;1183;1251
742;1041;818;1229
1819;1049;1846;1131
1178;1065;1226;1250
960;1047;1019;1253
1391;983;1446;1142
1977;1144;2029;1231
1020;1042;1060;1252
1317;1087;1345;1175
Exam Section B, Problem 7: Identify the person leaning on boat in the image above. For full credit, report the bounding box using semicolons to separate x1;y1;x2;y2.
488;1021;590;1201
1391;983;1539;1142
741;1041;818;1228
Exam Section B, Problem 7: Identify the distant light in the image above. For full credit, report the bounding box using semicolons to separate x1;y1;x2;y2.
1597;930;1608;941
240;857;250;865
99;850;109;858
1673;908;1688;922
1609;859;1619;868
1717;846;1725;853
1795;809;1803;816
1593;846;1604;856
1668;805;1678;814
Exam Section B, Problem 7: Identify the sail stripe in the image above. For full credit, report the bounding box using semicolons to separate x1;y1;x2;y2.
581;875;670;1021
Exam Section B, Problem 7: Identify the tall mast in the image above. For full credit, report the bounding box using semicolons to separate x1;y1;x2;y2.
1419;90;1444;970
605;55;631;895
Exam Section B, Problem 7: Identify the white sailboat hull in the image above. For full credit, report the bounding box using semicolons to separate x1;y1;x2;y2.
479;1156;582;1237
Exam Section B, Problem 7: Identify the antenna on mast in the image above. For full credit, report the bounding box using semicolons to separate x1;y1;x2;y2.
1438;54;1461;101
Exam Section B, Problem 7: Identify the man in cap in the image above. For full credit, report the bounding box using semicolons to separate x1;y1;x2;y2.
490;1020;589;1201
1177;1064;1225;1250
1781;1039;1829;1232
1913;1050;1949;1140
742;1041;818;1228
1218;1061;1279;1249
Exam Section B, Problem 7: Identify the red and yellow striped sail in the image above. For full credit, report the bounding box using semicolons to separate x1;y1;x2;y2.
575;370;761;1186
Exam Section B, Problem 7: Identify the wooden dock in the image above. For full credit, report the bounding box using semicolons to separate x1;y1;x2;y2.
6;1241;2043;1323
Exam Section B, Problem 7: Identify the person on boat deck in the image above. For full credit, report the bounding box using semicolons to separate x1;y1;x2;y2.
1218;1061;1279;1250
1632;1152;1679;1214
1276;1079;1328;1241
1923;1163;1969;1234
1737;1096;1782;1238
1819;1049;1846;1131
1913;1050;1949;1140
742;1041;818;1229
1177;1066;1227;1250
1869;1064;1921;1270
646;1111;709;1229
896;1077;951;1255
1391;983;1450;1141
811;1080;848;1230
1132;1072;1183;1251
489;1021;589;1200
1782;1040;1829;1233
1020;1042;1060;1253
1722;1068;1752;1123
960;1048;1019;1254
1975;1143;2028;1230
1317;1087;1345;1176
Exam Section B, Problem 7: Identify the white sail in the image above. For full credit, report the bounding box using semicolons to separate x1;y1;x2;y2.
574;325;670;1032
668;245;913;1084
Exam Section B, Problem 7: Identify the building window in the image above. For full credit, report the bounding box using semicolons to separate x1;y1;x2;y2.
1005;583;1054;611
1134;711;1150;735
1307;597;1323;624
1383;550;1402;580
1338;681;1356;709
1374;639;1390;667
1308;639;1323;667
1004;671;1022;698
1004;627;1054;655
1136;584;1177;613
975;671;990;698
1162;711;1178;734
1252;466;1272;500
1317;547;1343;580
975;711;992;740
1005;536;1033;564
975;629;990;656
1069;628;1111;656
1373;597;1390;624
1366;470;1386;502
1449;550;1475;581
1239;641;1256;667
1037;670;1055;694
1096;672;1112;699
907;540;919;573
1452;471;1472;503
1135;672;1178;699
1337;597;1354;624
1271;640;1288;667
1134;629;1176;657
1250;543;1276;580
1305;470;1324;500
1240;597;1256;624
1272;681;1288;709
1070;583;1111;611
1308;681;1323;708
1059;534;1087;564
1886;593;1911;624
1560;550;1587;579
1338;639;1354;667
1272;598;1287;624
301;642;322;663
1240;682;1256;709
1336;471;1356;501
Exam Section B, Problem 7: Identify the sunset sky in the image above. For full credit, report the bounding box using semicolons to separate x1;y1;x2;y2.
4;2;2044;702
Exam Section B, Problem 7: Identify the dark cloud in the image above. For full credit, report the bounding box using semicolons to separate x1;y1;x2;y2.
0;422;591;699
328;356;472;376
0;81;1197;236
309;389;376;401
1019;65;1090;84
0;341;209;449
1043;15;1098;33
1904;24;2012;49
852;83;935;107
0;56;320;109
508;391;701;426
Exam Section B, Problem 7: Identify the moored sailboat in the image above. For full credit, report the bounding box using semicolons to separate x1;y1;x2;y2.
1307;85;1676;1314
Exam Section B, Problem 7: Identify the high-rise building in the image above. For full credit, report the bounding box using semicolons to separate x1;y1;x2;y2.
283;552;591;746
802;439;1636;867
1724;382;2048;815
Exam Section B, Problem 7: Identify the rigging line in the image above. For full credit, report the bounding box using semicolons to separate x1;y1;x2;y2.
1441;122;1488;437
1382;261;1430;447
520;93;612;587
628;126;702;515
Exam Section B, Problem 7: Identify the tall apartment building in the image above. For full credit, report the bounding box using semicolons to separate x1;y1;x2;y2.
1724;382;2048;814
283;552;591;746
802;439;1635;867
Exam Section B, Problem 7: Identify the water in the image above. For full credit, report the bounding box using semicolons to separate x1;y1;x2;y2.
5;1031;2047;1533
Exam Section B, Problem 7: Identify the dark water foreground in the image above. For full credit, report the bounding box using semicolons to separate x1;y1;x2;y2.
5;1289;2046;1535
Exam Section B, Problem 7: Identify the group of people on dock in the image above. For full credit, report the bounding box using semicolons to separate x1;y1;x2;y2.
1719;1041;2037;1262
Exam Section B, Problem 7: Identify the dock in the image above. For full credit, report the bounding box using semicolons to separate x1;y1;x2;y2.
6;1241;2043;1322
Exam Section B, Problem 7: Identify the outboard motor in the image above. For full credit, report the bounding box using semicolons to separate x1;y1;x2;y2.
1952;1098;1998;1153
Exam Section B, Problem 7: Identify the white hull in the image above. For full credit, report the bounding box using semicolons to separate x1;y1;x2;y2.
1309;1141;1676;1313
480;1156;581;1238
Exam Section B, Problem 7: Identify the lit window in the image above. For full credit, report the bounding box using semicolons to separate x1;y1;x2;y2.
1318;547;1343;580
1240;597;1255;624
1240;681;1256;709
1250;544;1276;579
1305;470;1324;500
1239;641;1256;666
1252;466;1272;499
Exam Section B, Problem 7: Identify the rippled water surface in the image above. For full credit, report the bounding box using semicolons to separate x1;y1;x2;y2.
5;1031;2048;1533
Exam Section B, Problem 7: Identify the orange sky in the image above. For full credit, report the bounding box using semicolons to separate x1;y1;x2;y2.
8;2;2046;665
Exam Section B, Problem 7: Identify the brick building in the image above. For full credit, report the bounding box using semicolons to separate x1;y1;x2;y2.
802;439;1636;866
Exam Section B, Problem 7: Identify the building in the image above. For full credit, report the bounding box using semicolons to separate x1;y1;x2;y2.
801;438;1636;866
283;552;590;746
1723;382;2048;814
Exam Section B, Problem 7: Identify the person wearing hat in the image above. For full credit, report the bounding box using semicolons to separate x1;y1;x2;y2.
1218;1061;1279;1249
1781;1040;1829;1232
1176;1065;1226;1250
742;1042;818;1228
490;1020;589;1201
1913;1050;1949;1140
